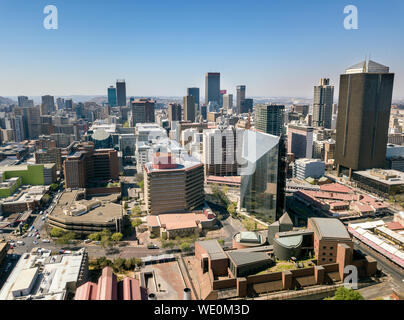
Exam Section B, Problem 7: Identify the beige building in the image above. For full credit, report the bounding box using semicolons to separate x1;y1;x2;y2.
144;152;204;215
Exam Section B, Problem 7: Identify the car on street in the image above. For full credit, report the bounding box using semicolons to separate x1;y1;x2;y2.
33;241;38;245
147;244;159;249
17;241;25;246
42;239;50;243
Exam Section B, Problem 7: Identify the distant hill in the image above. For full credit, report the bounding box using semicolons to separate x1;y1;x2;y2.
0;96;16;105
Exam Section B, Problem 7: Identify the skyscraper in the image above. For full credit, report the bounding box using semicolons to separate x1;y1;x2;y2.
108;86;117;107
223;94;233;111
168;103;182;122
236;85;246;114
335;60;394;178
187;87;200;113
240;130;282;223
41;95;55;115
205;73;220;106
184;95;196;122
116;80;127;107
18;96;29;107
129;99;155;126
313;78;334;129
255;104;285;136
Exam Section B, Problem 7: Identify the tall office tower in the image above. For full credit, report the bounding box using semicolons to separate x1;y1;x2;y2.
240;130;283;223
236;85;246;114
203;125;243;176
168;103;182;122
223;94;233;111
287;124;314;159
187;87;200;113
313;78;334;129
56;98;65;110
65;99;73;110
116;79;127;107
5;115;25;142
184;95;196;122
14;106;41;139
107;86;117;107
335;60;394;178
201;105;207;121
18;96;29;107
241;98;253;114
144;152;205;215
255;104;285;136
205;72;220;106
129;99;155;126
41;95;55;115
219;90;227;107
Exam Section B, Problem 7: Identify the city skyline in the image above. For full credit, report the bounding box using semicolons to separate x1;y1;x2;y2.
1;0;404;97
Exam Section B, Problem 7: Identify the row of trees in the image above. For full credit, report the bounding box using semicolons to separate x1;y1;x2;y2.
50;227;76;245
90;256;142;273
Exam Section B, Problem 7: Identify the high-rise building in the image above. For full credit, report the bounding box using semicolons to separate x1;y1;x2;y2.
203;125;243;176
219;90;227;107
168;103;182;122
240;130;283;223
184;95;196;122
14;106;41;139
223;94;233;111
255;104;285;136
187;87;200;113
335;60;394;178
39;95;55;116
18;96;28;107
116;80;127;107
129;99;155;126
64;144;119;188
65;99;73;110
313;78;334;129
241;98;253;114
287;124;314;159
144;152;204;215
56;98;65;110
107;86;117;107
236;85;246;114
205;73;220;106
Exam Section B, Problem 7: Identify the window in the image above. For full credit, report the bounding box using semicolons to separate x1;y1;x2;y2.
329;259;333;262
330;253;333;256
330;247;334;250
323;252;326;255
323;246;327;250
322;258;326;261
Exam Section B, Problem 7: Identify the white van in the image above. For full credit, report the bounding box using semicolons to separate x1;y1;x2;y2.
17;241;25;245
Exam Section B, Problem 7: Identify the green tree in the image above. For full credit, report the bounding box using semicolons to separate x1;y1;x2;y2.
131;206;141;216
131;218;142;228
218;239;225;246
123;202;128;210
113;258;126;272
42;194;51;204
332;287;364;300
138;180;144;190
56;232;76;245
180;242;191;252
50;183;59;192
50;227;64;238
124;258;133;270
89;233;101;241
100;235;113;251
130;257;142;267
111;232;123;242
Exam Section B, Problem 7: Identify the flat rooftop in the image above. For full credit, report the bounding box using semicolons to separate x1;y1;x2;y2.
197;240;227;261
50;190;122;224
353;169;404;186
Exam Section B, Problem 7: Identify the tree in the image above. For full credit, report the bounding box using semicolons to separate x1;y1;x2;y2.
227;202;237;217
50;183;59;192
50;227;64;238
113;258;125;272
124;258;133;270
123;202;129;210
89;232;101;241
333;287;364;300
218;239;225;246
42;194;51;204
138;180;144;190
180;242;191;252
131;218;142;228
56;232;76;245
111;232;123;242
101;235;113;251
131;206;141;216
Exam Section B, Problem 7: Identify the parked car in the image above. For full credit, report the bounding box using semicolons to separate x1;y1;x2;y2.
147;244;159;249
17;241;25;246
33;241;38;245
42;239;50;243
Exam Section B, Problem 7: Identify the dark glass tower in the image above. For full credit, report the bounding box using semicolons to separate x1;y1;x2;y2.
205;73;220;106
107;86;117;107
187;87;200;113
116;79;127;107
335;60;394;178
313;78;334;129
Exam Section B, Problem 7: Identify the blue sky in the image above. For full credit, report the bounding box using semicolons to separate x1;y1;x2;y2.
1;0;403;98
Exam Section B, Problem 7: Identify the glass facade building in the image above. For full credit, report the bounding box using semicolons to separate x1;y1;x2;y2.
108;86;117;107
240;130;281;223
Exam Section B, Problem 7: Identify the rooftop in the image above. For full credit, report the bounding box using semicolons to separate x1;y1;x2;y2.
197;240;227;261
309;217;351;241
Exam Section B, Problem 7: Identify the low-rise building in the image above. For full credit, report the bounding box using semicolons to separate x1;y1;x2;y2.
0;248;88;300
292;158;325;180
